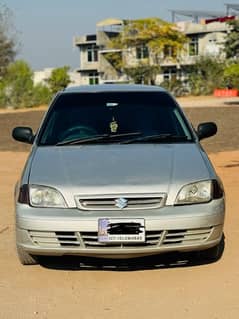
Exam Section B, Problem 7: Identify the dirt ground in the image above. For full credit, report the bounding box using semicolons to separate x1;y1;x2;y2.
1;98;239;318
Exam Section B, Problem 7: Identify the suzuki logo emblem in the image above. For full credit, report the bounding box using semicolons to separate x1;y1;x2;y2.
115;198;128;209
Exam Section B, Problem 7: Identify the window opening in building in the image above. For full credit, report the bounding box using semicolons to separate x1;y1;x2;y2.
87;45;98;62
89;72;99;85
136;45;149;59
164;46;174;58
189;36;199;56
163;68;177;81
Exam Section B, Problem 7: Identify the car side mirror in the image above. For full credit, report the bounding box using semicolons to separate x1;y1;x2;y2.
12;126;34;144
197;122;217;140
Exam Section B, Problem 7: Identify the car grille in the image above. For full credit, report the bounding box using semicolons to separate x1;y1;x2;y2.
29;227;213;249
75;194;166;210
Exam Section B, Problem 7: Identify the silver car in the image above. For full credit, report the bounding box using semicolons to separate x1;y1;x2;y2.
12;85;225;265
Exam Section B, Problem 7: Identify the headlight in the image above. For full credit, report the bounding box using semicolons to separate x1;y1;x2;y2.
175;180;212;205
29;185;67;208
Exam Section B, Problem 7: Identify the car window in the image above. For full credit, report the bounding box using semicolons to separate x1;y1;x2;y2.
38;91;193;145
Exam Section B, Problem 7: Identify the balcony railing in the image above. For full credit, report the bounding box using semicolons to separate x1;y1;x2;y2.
74;35;97;46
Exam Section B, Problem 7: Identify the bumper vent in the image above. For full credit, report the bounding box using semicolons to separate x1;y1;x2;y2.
29;231;81;248
28;227;213;249
162;227;213;246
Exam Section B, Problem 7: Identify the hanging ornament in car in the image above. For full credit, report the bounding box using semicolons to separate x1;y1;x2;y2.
110;117;118;133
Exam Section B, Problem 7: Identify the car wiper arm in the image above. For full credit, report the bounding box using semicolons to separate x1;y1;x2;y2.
56;132;142;146
121;134;190;144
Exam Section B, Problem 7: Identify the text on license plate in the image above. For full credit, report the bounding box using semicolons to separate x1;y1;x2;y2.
98;218;145;243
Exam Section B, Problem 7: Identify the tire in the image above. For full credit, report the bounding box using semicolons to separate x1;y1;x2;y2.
16;246;38;265
198;235;225;262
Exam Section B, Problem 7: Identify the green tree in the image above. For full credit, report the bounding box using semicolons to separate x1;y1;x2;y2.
0;79;7;107
106;18;188;84
4;60;34;108
32;83;52;106
48;66;70;94
223;62;239;88
0;3;17;77
224;20;239;59
124;63;160;85
187;56;225;95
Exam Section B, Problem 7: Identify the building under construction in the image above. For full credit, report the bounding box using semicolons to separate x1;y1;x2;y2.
74;3;239;85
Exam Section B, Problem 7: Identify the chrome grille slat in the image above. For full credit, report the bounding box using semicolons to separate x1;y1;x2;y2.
182;239;208;244
83;241;114;246
186;228;212;235
147;234;162;239
29;231;56;238
31;237;59;244
165;232;186;237
81;235;98;240
164;239;183;243
183;234;209;240
58;241;81;245
81;200;115;206
56;235;78;239
146;240;160;244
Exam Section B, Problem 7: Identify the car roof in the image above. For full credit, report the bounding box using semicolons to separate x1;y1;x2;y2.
63;84;167;94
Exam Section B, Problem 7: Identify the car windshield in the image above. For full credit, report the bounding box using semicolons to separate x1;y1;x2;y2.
38;91;194;145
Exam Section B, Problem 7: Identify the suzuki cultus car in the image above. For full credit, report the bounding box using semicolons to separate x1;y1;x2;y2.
12;85;225;265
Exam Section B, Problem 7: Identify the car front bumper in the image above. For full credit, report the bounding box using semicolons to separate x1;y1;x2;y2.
16;199;225;259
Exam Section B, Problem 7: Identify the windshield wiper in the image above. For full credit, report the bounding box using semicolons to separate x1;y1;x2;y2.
121;134;191;144
56;132;142;146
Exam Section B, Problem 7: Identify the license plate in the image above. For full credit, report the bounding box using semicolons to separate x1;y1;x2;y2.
98;218;145;243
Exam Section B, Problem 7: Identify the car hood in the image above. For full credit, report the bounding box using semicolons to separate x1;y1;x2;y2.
29;144;214;206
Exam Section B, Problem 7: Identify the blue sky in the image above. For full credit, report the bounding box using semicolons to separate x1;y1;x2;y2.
4;0;235;70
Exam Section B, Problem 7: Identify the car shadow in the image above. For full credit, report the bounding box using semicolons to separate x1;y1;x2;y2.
222;160;239;168
38;249;224;271
224;101;239;106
